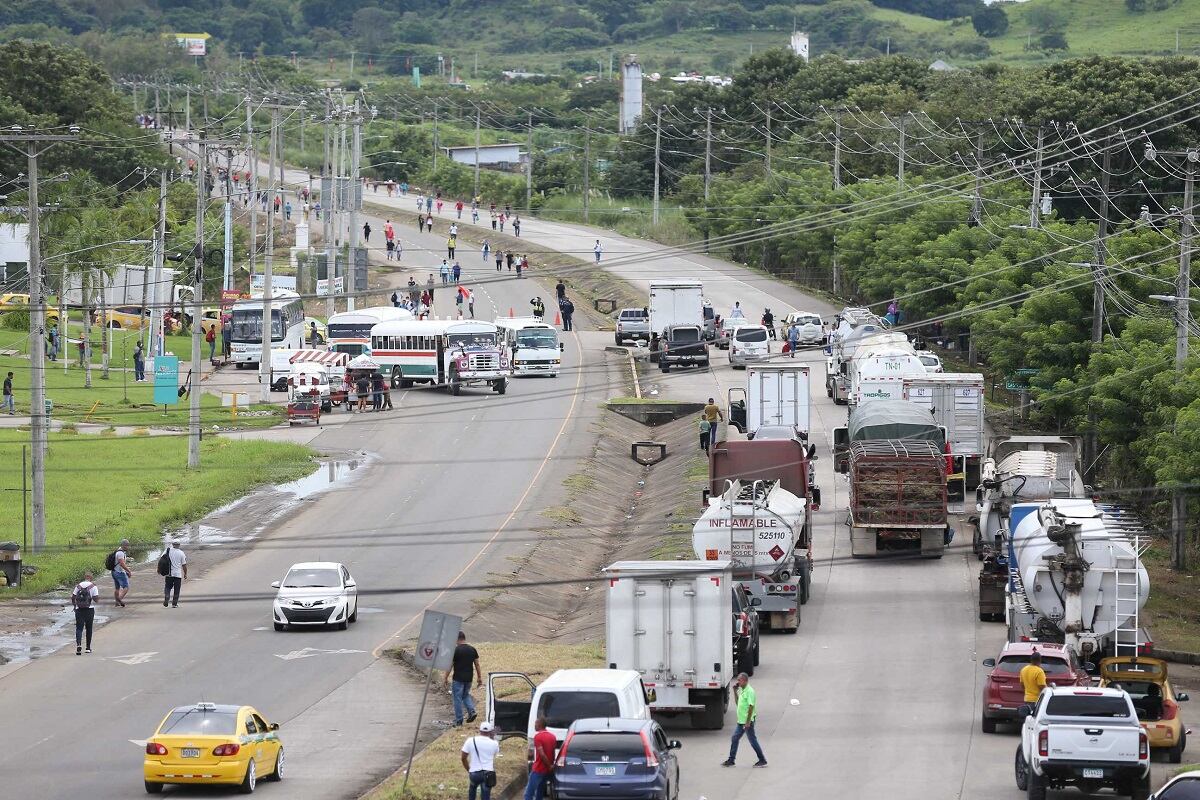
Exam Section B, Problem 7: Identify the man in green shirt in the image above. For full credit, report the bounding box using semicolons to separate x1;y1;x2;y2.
722;672;767;768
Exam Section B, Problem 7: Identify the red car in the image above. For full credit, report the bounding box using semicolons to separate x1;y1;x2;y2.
980;642;1093;732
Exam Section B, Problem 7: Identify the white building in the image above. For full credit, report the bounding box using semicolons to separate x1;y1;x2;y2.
619;55;644;135
790;32;810;62
442;143;527;169
0;223;29;286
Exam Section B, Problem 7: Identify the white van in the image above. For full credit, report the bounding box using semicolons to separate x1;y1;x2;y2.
729;324;771;368
267;349;294;392
486;668;652;746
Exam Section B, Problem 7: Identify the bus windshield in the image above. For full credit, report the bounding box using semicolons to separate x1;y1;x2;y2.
447;332;497;349
515;330;557;349
231;309;283;342
328;322;374;340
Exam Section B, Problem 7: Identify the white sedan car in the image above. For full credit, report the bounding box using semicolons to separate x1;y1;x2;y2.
781;312;825;345
272;562;358;631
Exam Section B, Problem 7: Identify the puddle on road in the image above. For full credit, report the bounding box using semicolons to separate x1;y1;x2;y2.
0;602;110;663
0;456;370;665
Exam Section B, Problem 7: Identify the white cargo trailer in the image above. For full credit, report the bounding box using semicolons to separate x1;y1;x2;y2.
728;364;811;438
648;279;703;335
603;560;734;730
64;263;178;308
903;372;985;488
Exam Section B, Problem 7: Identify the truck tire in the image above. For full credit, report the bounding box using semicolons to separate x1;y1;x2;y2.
450;372;461;396
981;714;997;734
737;648;754;677
1014;746;1029;791
615;333;622;346
690;693;725;730
1026;769;1047;800
752;640;760;667
660;364;670;373
493;379;506;395
1130;775;1152;800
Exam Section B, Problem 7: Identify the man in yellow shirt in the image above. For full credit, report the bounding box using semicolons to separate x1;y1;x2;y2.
1020;651;1048;706
703;398;723;450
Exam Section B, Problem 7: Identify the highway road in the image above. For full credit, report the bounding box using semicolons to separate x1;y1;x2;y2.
0;203;612;798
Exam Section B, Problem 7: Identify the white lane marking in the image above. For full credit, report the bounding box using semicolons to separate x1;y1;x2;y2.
274;647;366;661
108;652;157;665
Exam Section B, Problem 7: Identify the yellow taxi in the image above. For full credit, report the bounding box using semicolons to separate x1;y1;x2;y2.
1099;656;1190;762
143;702;284;794
0;292;29;311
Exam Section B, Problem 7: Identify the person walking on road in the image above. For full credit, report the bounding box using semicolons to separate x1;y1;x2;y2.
494;248;504;272
110;538;132;607
1020;650;1047;716
524;717;556;800
506;251;514;271
205;324;216;359
723;672;767;768
426;274;437;304
440;261;451;285
555;280;566;302
448;235;457;260
530;297;545;320
762;308;776;339
452;261;462;283
362;222;371;243
2;371;13;415
513;216;521;237
445;631;483;726
482;239;490;263
700;416;712;456
460;721;499;800
47;323;58;361
560;296;574;331
455;199;464;219
593;239;603;263
468;289;476;319
425;215;434;234
71;572;99;655
222;316;232;358
787;323;800;358
703;398;723;450
162;540;187;607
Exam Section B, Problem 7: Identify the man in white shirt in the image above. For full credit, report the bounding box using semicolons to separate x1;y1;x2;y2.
460;721;500;800
72;572;100;655
163;541;188;608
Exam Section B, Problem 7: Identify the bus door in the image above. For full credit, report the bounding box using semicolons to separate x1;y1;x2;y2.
436;337;446;384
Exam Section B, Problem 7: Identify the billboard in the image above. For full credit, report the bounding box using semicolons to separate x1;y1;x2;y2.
167;33;210;57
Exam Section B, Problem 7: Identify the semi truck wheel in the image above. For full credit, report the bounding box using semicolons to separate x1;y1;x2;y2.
450;373;461;396
1026;769;1046;800
690;693;725;730
737;648;754;677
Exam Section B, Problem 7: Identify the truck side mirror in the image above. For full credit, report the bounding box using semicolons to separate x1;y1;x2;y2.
811;487;821;509
807;443;817;460
559;343;565;351
749;597;762;607
1177;692;1190;702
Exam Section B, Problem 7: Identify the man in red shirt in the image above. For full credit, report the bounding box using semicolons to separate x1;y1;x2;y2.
524;716;555;800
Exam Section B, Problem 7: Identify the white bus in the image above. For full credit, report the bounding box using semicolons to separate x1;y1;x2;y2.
327;306;414;357
494;317;562;377
230;290;306;367
370;319;509;394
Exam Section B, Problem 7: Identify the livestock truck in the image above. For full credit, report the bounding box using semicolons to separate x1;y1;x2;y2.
707;436;819;606
846;440;950;558
694;479;810;632
603;560;735;730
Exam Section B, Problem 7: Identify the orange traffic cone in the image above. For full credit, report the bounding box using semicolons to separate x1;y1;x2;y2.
554;311;562;326
509;307;514;317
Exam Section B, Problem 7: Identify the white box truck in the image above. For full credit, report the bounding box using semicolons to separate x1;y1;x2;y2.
603;560;734;730
903;372;985;488
728;364;811;439
848;344;927;406
648;279;704;333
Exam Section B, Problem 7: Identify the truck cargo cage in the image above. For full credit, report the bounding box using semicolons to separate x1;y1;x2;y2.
848;440;947;528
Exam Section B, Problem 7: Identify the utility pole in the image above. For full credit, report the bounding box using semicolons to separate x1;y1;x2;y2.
259;108;278;404
970;130;984;227
582;125;591;223
473;106;481;199
764;103;772;180
652;107;662;227
150;169;167;354
1172;155;1195;571
432;101;439;172
246;97;258;279
188;131;206;469
1092;146;1111;345
185;86;191;131
896;113;906;189
0;129;78;551
349;50;355;78
525;111;533;213
223;148;234;291
323;94;334;318
1030;125;1045;229
348;100;362;313
832;110;843;296
703;107;712;253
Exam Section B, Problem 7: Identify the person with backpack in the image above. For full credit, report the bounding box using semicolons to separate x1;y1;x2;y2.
106;538;132;607
162;540;188;608
205;323;216;359
71;571;100;655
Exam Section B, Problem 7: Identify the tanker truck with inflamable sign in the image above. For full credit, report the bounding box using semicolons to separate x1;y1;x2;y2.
693;479;810;632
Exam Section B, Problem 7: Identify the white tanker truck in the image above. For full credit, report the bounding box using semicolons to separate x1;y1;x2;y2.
1006;498;1150;661
693;479;809;633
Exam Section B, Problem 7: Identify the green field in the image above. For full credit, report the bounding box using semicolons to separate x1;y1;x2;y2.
2;435;315;595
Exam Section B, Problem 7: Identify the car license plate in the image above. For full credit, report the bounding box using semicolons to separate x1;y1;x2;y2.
1082;768;1103;779
593;766;617;776
181;748;201;758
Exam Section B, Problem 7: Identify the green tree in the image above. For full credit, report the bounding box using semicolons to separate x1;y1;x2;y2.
971;5;1008;37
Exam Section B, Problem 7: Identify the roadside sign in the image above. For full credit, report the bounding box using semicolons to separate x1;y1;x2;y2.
413;610;461;671
317;277;344;296
1004;379;1026;392
153;355;180;405
220;289;241;310
1015;368;1038;376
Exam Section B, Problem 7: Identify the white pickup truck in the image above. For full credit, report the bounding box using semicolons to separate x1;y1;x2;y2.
1016;686;1150;800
